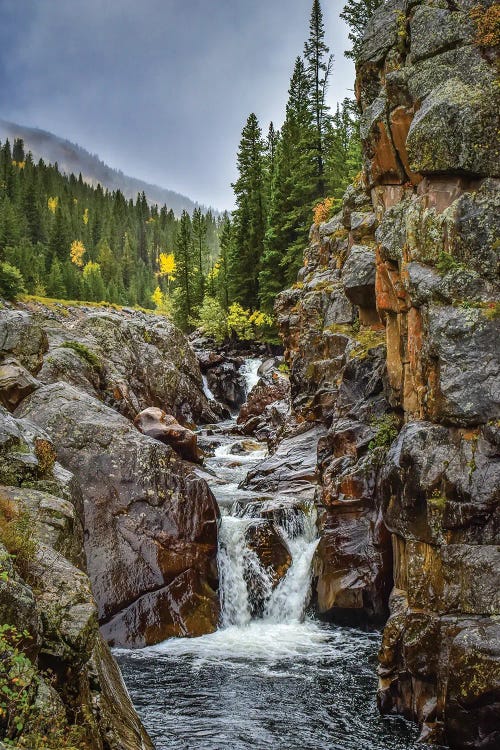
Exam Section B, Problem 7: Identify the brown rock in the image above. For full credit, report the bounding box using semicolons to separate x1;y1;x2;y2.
134;406;200;463
0;359;40;411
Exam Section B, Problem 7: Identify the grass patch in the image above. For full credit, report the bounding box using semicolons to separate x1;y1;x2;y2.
59;342;102;372
368;414;399;450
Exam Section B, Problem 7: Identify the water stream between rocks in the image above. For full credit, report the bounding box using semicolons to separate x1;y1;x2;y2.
116;358;423;750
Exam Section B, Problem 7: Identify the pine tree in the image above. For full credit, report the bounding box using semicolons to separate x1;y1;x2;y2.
340;0;382;61
216;214;232;310
259;58;317;308
173;210;196;329
229;113;266;309
12;138;25;164
304;0;333;198
191;207;207;303
325;98;362;207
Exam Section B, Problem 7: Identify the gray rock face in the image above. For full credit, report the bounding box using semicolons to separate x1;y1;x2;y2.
0;360;40;411
16;381;220;648
342;245;376;309
425;305;500;426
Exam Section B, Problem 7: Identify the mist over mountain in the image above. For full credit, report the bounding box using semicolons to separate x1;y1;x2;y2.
0;119;203;216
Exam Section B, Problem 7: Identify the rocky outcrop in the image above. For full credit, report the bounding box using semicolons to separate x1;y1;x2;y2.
274;0;499;746
0;301;221;648
0;406;153;749
237;360;290;439
20;300;219;424
16;381;219;648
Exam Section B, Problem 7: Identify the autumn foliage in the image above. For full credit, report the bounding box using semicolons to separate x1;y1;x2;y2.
313;197;334;225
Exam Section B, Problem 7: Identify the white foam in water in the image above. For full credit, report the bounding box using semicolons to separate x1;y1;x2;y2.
213;442;267;463
202;374;216;401
264;508;319;623
139;620;332;665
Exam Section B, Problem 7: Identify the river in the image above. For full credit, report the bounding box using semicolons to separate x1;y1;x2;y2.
116;358;424;750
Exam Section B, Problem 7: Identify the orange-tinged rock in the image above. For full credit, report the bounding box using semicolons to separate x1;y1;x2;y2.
389;106;422;186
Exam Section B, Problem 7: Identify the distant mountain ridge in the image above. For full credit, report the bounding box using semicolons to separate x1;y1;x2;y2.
0;118;203;216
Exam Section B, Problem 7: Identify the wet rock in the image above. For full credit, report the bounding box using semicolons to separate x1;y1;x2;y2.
134;406;200;462
237;370;290;435
205;357;246;409
342;245;377;309
245;521;292;589
445;621;500;750
242;426;325;499
16;382;220;647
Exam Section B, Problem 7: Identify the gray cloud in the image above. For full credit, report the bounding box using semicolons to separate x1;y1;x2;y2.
0;0;354;209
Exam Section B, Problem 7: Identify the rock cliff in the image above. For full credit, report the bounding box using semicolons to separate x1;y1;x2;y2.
0;299;222;747
276;0;499;746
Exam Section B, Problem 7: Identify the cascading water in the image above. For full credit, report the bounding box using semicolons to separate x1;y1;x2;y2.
218;502;319;627
115;355;422;750
202;373;216;401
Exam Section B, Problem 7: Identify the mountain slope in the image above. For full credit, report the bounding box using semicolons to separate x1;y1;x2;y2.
0;118;200;215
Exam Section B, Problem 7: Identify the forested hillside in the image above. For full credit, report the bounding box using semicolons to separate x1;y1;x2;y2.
0;119;201;216
0;0;362;337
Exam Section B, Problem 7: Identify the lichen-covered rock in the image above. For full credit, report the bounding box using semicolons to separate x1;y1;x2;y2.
16;381;219;647
22;301;217;424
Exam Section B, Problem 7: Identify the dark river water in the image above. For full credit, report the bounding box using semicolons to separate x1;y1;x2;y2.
116;620;425;750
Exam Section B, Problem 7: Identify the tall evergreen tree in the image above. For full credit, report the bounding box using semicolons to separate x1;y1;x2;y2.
304;0;333;198
174;210;196;329
229;113;266;309
259;58;317;309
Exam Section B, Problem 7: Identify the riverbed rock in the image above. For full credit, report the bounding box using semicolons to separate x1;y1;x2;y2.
242;425;326;499
134;406;201;462
205;356;247;409
16;381;220;647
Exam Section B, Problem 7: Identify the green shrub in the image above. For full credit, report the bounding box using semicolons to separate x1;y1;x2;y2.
368;414;399;450
0;262;26;300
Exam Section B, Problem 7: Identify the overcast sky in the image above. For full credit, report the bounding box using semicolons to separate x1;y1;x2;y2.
0;0;354;210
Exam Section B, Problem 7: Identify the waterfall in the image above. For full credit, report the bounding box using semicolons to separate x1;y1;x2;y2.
218;502;318;627
202;374;216;401
240;357;262;395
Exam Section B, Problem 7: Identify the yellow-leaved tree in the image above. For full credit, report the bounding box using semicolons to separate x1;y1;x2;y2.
70;240;86;268
82;208;89;225
47;196;59;214
157;252;176;292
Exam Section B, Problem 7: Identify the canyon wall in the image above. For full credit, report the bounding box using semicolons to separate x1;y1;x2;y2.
277;0;499;746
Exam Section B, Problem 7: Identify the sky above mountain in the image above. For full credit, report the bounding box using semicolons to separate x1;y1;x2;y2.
0;0;354;210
